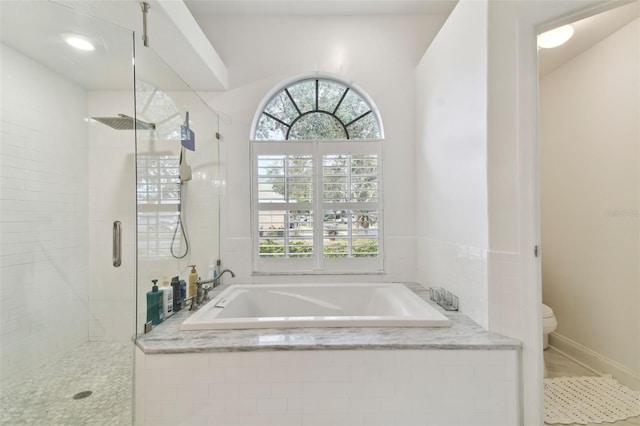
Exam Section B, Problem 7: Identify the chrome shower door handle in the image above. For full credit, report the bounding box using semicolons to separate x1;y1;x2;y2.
113;221;122;267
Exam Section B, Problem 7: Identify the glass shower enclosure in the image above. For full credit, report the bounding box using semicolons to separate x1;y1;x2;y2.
133;47;221;339
0;1;220;423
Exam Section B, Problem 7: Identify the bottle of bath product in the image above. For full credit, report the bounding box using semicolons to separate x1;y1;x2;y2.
215;259;221;279
171;276;182;312
207;258;215;280
160;278;173;319
187;265;198;298
180;279;187;300
146;279;164;326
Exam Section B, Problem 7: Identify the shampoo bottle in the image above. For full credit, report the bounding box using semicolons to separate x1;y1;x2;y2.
146;279;164;326
187;265;198;298
160;278;173;319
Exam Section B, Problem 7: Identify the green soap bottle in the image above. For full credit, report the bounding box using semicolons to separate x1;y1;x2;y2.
146;279;164;326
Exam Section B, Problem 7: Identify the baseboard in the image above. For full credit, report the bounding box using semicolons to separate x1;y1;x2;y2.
549;332;640;390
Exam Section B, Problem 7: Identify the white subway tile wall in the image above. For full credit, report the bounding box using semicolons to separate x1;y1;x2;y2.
487;251;522;339
0;45;90;386
136;349;520;426
417;238;489;328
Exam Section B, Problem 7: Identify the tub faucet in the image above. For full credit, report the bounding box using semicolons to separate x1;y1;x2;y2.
197;269;235;287
196;269;235;299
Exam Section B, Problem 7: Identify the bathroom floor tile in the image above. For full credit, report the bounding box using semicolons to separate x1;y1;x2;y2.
544;348;640;426
544;347;597;378
0;341;133;425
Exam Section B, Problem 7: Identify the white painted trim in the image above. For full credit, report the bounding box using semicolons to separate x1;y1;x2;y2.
521;2;637;424
504;1;605;424
550;332;640;390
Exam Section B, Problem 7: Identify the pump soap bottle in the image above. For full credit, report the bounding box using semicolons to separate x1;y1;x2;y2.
187;265;198;298
146;279;164;326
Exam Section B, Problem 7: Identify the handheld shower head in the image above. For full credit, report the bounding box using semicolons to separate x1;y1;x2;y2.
179;147;192;183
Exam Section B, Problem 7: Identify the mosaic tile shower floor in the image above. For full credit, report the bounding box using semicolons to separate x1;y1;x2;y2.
0;341;132;425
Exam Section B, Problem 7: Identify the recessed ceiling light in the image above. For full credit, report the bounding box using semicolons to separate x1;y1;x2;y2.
63;34;95;51
538;25;574;49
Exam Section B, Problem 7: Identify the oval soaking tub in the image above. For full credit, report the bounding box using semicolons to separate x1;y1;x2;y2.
180;283;451;330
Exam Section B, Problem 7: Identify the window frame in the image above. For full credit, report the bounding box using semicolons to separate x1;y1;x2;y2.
251;73;385;141
250;74;384;275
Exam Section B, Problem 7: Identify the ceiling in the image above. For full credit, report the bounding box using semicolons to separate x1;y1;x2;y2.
0;0;226;91
538;1;639;76
184;0;457;17
1;0;637;89
0;0;135;90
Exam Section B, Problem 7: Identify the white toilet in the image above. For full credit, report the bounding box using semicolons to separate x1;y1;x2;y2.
542;303;557;350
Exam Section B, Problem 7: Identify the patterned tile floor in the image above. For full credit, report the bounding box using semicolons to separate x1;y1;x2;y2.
544;347;640;426
0;341;133;425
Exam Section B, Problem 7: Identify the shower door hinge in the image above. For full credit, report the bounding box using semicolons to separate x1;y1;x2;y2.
216;132;221;140
534;245;539;258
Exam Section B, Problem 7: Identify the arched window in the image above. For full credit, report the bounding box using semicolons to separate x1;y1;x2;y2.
253;78;383;141
251;75;384;274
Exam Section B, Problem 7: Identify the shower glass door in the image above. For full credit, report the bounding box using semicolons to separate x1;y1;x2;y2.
133;44;221;337
1;1;136;424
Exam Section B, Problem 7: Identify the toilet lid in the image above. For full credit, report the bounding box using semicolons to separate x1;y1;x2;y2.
542;304;554;318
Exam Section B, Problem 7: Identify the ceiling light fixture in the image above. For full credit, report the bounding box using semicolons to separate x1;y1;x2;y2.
63;34;95;51
538;25;574;49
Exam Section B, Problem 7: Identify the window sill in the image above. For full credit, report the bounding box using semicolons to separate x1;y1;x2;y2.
252;271;385;276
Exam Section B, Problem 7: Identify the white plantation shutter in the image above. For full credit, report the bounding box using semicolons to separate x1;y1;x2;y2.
256;154;314;260
322;154;379;258
251;76;383;274
252;142;382;273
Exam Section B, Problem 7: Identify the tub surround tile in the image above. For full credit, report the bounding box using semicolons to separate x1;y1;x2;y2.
136;283;520;354
137;347;520;426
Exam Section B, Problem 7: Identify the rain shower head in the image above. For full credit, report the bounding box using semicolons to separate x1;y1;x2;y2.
92;114;156;130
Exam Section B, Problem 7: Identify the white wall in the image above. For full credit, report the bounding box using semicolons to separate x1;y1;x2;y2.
540;18;640;388
415;0;489;328
0;44;90;386
199;14;448;283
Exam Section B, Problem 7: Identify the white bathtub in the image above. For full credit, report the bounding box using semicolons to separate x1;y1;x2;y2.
180;283;451;330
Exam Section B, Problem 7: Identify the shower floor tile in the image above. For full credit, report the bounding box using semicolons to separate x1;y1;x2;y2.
0;341;132;425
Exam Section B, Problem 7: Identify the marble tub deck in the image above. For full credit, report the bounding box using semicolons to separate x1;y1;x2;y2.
136;283;520;354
